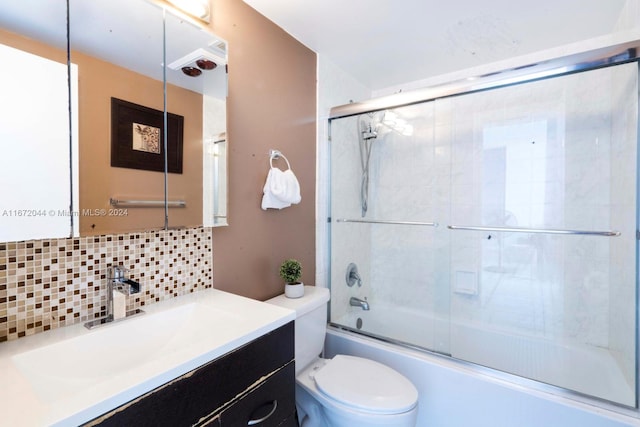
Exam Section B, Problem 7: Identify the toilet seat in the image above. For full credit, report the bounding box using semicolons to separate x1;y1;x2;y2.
313;355;418;415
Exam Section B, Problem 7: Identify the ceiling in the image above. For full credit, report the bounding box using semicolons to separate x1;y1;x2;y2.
243;0;629;92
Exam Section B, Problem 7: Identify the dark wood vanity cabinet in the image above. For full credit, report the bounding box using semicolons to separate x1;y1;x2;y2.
216;362;296;427
85;322;296;427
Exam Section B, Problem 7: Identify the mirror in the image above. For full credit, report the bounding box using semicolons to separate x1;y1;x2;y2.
71;0;228;235
0;0;228;242
0;1;78;241
163;6;228;230
70;0;166;235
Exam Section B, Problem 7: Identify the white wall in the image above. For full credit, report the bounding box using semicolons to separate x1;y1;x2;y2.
614;0;640;32
315;55;370;289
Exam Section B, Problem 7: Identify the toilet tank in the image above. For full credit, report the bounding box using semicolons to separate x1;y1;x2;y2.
266;286;330;374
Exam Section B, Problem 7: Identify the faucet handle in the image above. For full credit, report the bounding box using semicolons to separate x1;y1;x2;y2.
122;278;140;294
346;263;362;287
108;265;129;279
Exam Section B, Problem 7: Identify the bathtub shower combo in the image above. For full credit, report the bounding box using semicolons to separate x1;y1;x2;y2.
328;47;639;412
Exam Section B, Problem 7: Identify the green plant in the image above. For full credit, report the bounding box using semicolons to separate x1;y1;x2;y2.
280;259;302;283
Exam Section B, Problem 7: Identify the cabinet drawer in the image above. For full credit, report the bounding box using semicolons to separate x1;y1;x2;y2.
217;362;296;427
85;322;294;427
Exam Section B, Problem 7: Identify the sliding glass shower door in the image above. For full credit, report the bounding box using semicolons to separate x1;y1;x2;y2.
329;62;638;407
330;100;451;354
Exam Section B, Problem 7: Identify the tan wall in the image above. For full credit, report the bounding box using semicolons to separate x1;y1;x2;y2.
1;0;319;302
75;52;204;235
0;29;66;63
208;0;317;300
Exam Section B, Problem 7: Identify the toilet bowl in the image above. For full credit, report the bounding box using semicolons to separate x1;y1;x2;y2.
267;286;418;427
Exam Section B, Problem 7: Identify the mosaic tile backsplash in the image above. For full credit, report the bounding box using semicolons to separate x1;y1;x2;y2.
0;227;212;342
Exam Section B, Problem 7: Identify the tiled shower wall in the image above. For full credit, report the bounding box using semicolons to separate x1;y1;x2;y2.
0;227;212;342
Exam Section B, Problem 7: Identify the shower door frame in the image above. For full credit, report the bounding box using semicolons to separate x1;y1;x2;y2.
326;39;640;418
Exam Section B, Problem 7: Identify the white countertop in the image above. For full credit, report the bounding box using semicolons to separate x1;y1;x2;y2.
0;289;295;427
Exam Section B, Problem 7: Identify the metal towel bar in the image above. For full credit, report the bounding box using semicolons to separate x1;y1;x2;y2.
335;218;439;227
447;225;620;237
109;198;186;208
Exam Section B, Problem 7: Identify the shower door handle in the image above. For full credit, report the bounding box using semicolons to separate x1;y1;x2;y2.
336;218;439;226
447;225;620;237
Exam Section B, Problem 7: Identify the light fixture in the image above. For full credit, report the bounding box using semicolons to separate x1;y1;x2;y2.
196;59;217;70
180;59;217;77
169;47;226;77
165;0;210;23
181;66;202;77
381;110;414;136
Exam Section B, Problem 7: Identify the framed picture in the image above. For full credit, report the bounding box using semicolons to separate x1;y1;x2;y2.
110;98;184;173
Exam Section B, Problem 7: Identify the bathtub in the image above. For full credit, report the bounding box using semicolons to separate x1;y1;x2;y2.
327;308;639;427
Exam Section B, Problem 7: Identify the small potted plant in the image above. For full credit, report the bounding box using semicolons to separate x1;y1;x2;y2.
280;258;304;298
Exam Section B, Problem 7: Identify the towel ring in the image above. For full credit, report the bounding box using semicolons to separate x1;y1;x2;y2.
269;149;291;169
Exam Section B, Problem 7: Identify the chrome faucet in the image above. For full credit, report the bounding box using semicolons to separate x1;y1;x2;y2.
106;266;140;318
84;265;144;329
350;296;370;311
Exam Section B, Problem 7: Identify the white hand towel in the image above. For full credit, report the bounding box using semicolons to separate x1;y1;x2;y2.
261;167;301;210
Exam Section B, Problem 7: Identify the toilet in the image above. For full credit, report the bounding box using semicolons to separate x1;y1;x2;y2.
267;286;418;427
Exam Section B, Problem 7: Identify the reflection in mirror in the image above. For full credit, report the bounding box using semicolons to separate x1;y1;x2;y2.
164;9;228;229
0;0;228;241
69;0;167;235
68;0;227;235
0;1;78;242
204;133;228;227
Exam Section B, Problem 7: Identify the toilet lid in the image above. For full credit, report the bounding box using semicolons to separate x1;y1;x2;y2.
314;355;418;414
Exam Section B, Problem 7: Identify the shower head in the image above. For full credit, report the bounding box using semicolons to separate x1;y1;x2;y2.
357;110;386;217
360;115;383;141
360;111;388;139
361;129;378;140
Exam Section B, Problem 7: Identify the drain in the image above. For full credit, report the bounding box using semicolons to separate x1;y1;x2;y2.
356;318;363;329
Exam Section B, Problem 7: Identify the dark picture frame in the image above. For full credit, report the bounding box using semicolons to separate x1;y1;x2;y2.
110;98;184;174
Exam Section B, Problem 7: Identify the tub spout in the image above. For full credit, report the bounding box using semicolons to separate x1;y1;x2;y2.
350;296;370;311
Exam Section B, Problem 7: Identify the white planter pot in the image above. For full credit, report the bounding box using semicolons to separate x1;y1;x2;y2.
284;282;304;298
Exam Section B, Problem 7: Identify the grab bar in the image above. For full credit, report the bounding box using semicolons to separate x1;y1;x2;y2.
447;225;620;237
336;218;438;227
110;198;186;208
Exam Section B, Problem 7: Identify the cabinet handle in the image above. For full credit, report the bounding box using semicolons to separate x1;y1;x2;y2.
247;400;278;426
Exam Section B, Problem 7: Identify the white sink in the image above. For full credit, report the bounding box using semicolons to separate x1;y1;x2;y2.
13;302;239;402
0;289;295;427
